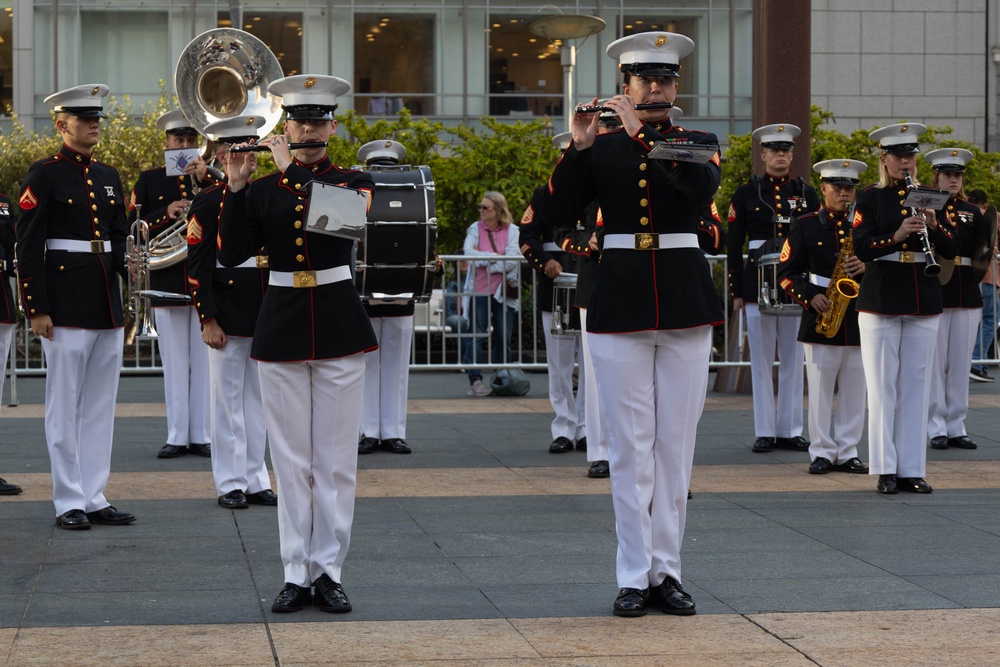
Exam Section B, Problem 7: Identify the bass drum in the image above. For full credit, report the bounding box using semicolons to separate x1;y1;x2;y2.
356;164;437;304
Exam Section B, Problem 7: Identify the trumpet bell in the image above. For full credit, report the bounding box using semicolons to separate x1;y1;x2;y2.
174;28;284;138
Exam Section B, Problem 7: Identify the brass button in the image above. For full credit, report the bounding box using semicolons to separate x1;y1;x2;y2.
640;217;649;225
640;198;648;207
87;180;93;185
295;205;304;212
294;221;302;229
30;308;35;314
638;179;647;188
900;209;908;215
68;199;73;204
638;133;645;139
159;196;164;200
776;203;783;209
22;283;27;288
90;192;95;199
639;163;647;171
95;231;101;237
228;280;234;285
902;243;908;250
58;266;64;271
294;184;301;190
26;295;31;301
295;238;304;246
110;200;115;205
92;204;97;211
296;254;305;262
898;190;906;196
282;178;289;184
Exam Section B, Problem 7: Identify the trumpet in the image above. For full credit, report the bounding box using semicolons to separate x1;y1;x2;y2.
576;102;672;113
903;170;941;277
228;141;329;153
126;204;191;341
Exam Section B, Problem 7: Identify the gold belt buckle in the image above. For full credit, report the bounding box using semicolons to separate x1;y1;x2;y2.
292;270;317;288
90;240;105;253
954;256;963;266
635;232;659;250
899;250;914;263
256;255;269;269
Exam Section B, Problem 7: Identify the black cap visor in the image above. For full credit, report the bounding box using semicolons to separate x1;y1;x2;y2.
284;104;337;121
882;143;920;155
821;177;860;186
166;127;199;137
621;62;680;79
56;106;107;119
933;163;966;173
762;141;794;151
217;135;258;145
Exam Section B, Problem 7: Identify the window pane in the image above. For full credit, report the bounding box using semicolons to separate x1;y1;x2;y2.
219;12;303;77
487;15;562;117
355;13;435;116
81;11;168;96
0;7;11;113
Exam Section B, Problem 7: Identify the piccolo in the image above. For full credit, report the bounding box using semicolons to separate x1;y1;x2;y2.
576;102;673;113
227;141;329;153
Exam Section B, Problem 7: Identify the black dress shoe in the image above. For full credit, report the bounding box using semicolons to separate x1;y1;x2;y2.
833;457;869;474
877;474;897;494
218;490;248;509
775;436;810;451
157;444;186;458
55;509;91;530
752;437;775;452
587;460;610;478
246;489;278;506
650;576;697;616
0;477;23;495
312;574;352;613
575;436;587;451
612;587;648;617
188;443;211;457
271;583;312;613
380;438;412;454
86;506;136;525
947;436;978;450
358;437;379;455
809;457;833;474
929;436;949;449
897;477;933;493
549;436;574;453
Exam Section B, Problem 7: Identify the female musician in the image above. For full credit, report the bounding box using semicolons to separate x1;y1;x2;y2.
924;148;986;451
853;123;956;494
461;191;520;397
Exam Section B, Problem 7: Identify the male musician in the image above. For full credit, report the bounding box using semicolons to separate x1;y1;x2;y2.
129;109;217;459
777;160;870;475
544;31;723;617
854;123;956;495
0;192;22;496
520;131;586;455
358;140;415;456
969;188;997;382
186;115;276;510
218;74;376;614
925;148;986;451
728;124;820;453
16;84;135;528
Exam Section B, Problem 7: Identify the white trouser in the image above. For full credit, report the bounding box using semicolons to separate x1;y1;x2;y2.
589;327;712;590
579;309;608;463
541;310;586;442
803;343;866;465
40;327;124;516
154;306;211;446
0;322;13;408
928;308;981;438
360;316;413;440
209;336;269;496
859;313;939;478
259;355;365;587
744;303;804;438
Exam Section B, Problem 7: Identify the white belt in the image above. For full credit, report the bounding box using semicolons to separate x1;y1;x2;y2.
876;251;926;264
603;233;698;251
47;239;109;253
268;265;351;288
748;239;766;250
217;257;263;270
808;273;831;288
542;242;562;253
953;256;973;267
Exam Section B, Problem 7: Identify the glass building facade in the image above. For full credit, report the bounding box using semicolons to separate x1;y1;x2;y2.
5;1;753;140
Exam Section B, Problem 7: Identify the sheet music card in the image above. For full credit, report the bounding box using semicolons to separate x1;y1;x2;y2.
304;181;369;241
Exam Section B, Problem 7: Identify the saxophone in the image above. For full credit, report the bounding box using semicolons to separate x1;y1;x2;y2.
815;206;861;338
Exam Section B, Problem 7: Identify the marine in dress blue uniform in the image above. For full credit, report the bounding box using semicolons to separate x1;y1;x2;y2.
727;123;820;453
853;123;957;494
0;193;22;495
218;74;377;614
357;140;415;456
543;32;723;617
923;148;985;451
520;131;587;456
777;159;870;476
130;109;219;459
186;115;275;510
16;84;135;529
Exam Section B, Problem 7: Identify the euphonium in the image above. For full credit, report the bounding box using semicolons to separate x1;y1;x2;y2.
815;206;860;338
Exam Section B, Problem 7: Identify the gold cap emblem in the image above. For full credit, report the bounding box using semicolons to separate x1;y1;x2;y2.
304;77;316;88
951;149;959;156
655;34;667;47
384;141;392;148
778;125;785;132
901;125;909;133
246;118;255;126
842;161;850;168
91;86;100;95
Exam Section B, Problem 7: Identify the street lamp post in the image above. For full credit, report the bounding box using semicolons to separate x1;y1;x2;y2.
528;14;606;132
